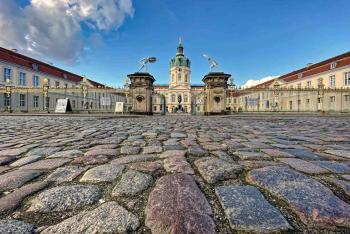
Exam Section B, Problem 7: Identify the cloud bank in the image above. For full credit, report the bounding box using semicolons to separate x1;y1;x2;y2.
0;0;134;64
241;75;280;89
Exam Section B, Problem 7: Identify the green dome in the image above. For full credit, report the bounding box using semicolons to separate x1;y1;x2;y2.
170;43;191;68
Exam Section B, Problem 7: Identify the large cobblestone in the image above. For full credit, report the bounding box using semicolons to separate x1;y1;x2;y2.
0;115;350;232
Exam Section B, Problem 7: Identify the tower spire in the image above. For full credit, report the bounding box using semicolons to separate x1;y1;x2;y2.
179;36;182;45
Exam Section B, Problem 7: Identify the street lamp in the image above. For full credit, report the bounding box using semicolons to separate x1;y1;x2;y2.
273;82;280;111
5;79;12;112
82;77;88;110
317;78;325;112
42;78;49;112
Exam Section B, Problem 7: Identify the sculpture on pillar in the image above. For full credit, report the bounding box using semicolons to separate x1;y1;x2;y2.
138;57;157;72
128;57;157;115
201;55;231;115
203;54;220;72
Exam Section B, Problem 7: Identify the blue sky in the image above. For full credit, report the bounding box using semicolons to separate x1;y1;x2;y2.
7;0;350;87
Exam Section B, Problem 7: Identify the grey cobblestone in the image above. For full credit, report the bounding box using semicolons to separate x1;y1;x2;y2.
0;115;350;232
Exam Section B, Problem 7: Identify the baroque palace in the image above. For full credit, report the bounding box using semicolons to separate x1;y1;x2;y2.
1;40;350;113
151;40;350;114
152;39;205;114
0;47;124;112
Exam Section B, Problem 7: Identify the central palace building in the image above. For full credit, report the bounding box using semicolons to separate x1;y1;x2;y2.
153;40;205;114
0;39;349;113
152;40;350;114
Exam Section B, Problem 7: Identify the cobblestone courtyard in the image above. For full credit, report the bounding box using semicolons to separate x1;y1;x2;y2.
0;115;350;233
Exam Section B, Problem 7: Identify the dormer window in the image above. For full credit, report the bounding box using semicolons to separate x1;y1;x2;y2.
330;62;337;69
298;73;303;79
63;73;68;79
32;63;38;71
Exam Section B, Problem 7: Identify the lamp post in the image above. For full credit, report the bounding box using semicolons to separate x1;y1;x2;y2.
317;78;325;112
228;77;236;113
273;82;280;112
42;78;49;112
82;77;88;110
5;79;12;112
124;77;130;113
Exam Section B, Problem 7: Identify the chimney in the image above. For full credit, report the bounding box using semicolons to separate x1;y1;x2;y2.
11;49;18;53
306;63;313;68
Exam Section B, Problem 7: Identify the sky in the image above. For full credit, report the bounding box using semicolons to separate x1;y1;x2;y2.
1;0;349;87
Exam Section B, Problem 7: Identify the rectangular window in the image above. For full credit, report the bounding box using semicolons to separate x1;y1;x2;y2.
330;62;337;69
306;99;310;104
20;94;25;106
55;81;60;87
184;95;188;103
72;100;76;108
154;106;157;111
33;96;39;107
298;100;301;105
345;72;350;86
32;75;39;87
306;81;312;88
329;75;336;88
330;96;336;103
289;101;293;110
297;83;301;89
46;97;50;109
345;95;350;102
19;72;26;86
4;68;11;81
3;94;10;106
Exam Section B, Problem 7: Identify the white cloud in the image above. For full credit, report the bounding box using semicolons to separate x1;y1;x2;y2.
0;0;134;64
241;75;280;89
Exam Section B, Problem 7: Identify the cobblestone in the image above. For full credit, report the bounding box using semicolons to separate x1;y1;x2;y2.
0;115;350;232
42;202;139;233
216;185;292;232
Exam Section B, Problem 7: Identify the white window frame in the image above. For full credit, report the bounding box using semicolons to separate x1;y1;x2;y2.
306;81;312;88
20;94;25;107
329;75;336;88
32;75;39;87
345;72;350;86
33;96;39;107
4;68;11;81
330;62;337;69
19;72;26;86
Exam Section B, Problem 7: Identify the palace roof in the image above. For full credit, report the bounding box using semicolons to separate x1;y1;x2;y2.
255;51;350;88
0;47;105;87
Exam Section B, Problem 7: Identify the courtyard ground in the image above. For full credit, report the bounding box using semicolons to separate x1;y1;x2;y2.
0;115;350;233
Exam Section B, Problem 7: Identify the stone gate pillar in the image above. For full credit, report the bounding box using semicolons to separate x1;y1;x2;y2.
202;72;231;115
128;72;155;115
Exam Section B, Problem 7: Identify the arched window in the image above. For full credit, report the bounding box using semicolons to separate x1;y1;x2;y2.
172;74;174;82
178;73;181;82
185;74;188;82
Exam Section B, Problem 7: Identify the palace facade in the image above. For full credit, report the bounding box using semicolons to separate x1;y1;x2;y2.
0;47;124;112
153;40;350;114
153;40;206;114
228;52;350;112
